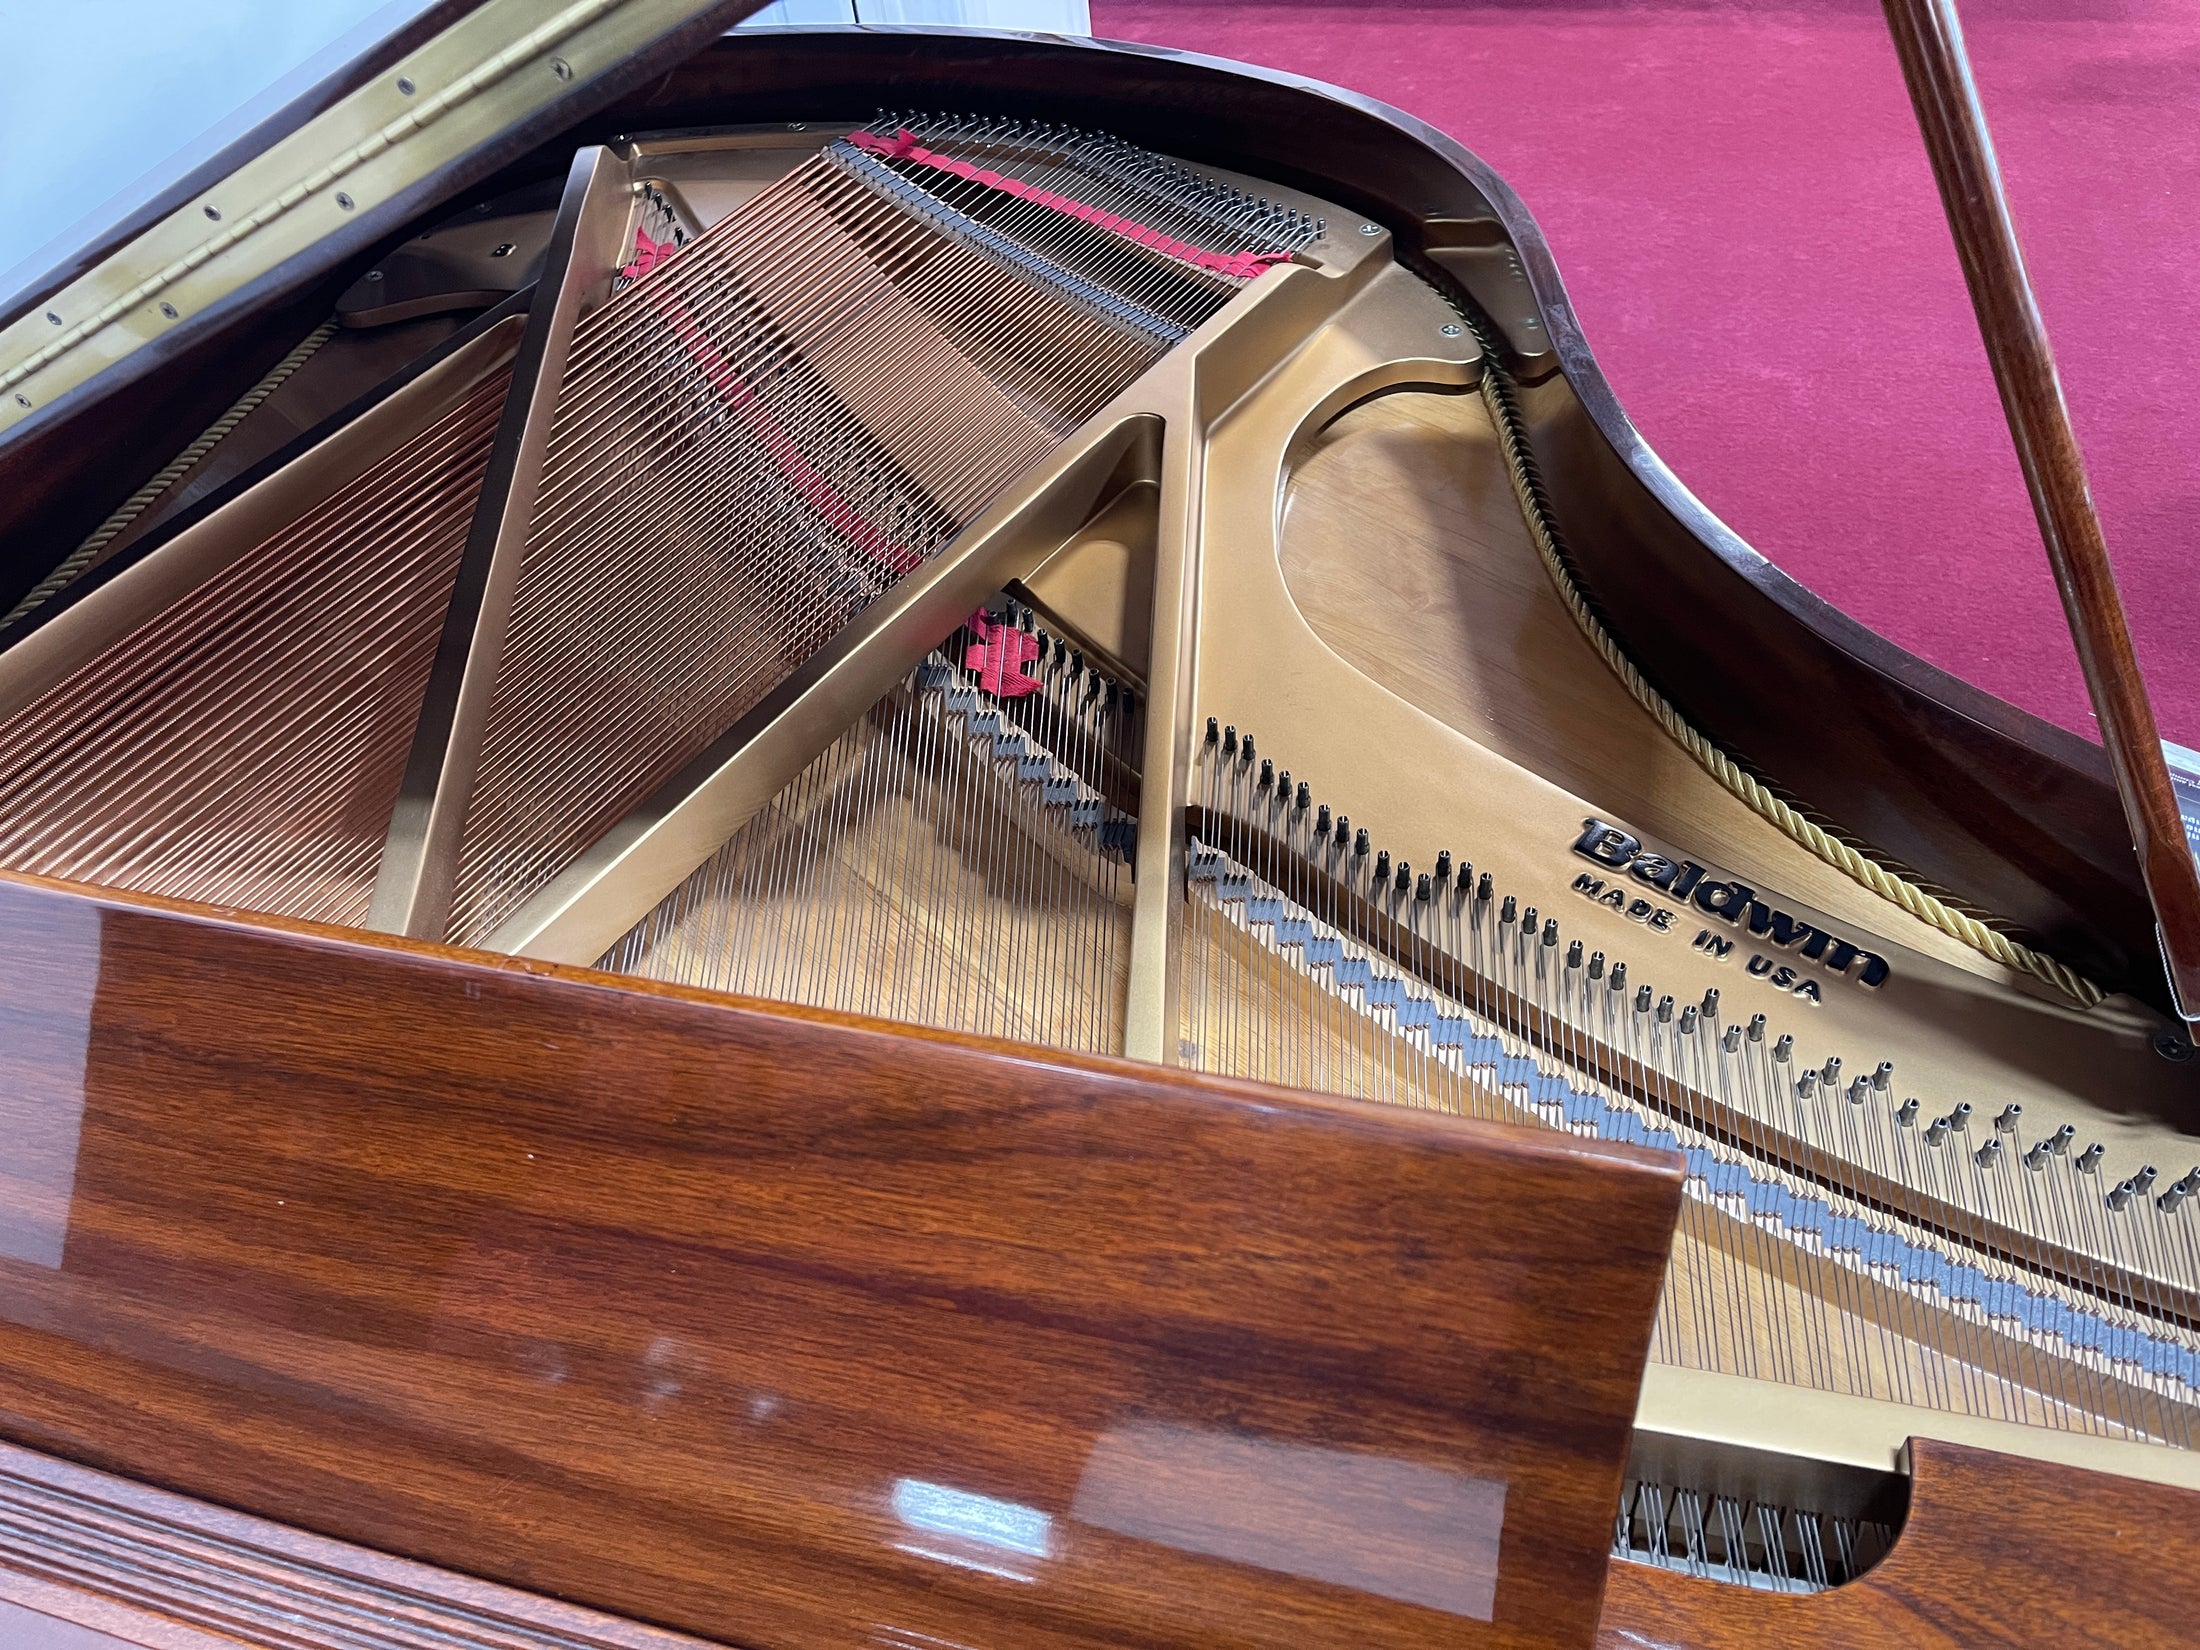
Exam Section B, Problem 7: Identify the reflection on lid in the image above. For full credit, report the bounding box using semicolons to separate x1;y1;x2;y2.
891;1478;1054;1584
1071;1422;1507;1621
0;885;97;1270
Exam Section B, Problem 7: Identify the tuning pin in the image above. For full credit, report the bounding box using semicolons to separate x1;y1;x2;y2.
1994;1104;2022;1134
1417;874;1433;903
1476;872;1493;903
1521;907;1538;934
1872;1061;1894;1093
1656;995;1674;1024
1275;768;1290;796
1679;1005;1698;1035
1820;1057;1842;1089
1221;724;1237;756
1700;988;1719;1020
1542;919;1559;947
1635;985;1654;1016
2076;1143;2106;1174
1435;851;1453;885
1773;1034;1793;1063
1897;1098;1922;1127
2107;1179;2136;1212
1396;864;1413;897
1567;940;1584;968
1747;1014;1767;1044
2133;1165;2159;1196
1354;828;1370;859
1373;850;1391;884
2051;1124;2077;1155
1500;896;1517;925
1295;782;1311;811
2025;1141;2053;1170
1950;1102;1973;1131
1588;951;1606;980
1798;1070;1820;1100
1258;759;1274;789
1975;1138;2003;1170
1722;1026;1743;1054
1315;805;1332;837
1848;1076;1870;1105
1240;734;1256;765
1610;962;1628;992
1924;1114;1950;1145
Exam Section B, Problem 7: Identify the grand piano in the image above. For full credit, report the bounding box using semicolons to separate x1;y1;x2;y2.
0;4;2196;1646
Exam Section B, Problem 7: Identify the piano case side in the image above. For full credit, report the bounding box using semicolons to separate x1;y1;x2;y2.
0;869;1682;1650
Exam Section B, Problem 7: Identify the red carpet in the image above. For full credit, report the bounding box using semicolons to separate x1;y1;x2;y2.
1093;1;2198;749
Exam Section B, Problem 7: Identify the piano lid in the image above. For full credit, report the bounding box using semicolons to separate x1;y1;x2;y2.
0;0;768;442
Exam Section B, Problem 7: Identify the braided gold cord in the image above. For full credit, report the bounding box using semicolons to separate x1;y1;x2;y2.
3;319;341;632
1472;343;2104;1009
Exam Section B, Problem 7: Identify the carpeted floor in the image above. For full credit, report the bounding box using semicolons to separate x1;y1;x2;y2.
1092;0;2197;749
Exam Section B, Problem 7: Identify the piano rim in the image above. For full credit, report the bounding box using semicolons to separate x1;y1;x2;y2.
0;18;2168;1013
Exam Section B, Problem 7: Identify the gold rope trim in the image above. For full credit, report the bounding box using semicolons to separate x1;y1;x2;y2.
3;319;340;631
1471;336;2104;1008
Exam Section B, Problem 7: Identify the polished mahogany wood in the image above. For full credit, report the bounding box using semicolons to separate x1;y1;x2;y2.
1879;0;2200;1017
0;1437;722;1650
0;871;1682;1650
1597;1436;2200;1648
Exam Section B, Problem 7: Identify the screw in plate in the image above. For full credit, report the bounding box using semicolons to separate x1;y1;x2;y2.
1357;222;1381;236
550;56;573;81
490;242;516;258
203;205;221;221
789;122;808;131
12;394;29;409
1439;322;1463;337
364;269;383;282
44;311;60;326
159;301;179;319
335;192;355;211
396;75;416;96
2158;1030;2196;1063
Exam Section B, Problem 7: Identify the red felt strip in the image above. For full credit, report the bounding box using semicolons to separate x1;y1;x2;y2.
848;128;1291;281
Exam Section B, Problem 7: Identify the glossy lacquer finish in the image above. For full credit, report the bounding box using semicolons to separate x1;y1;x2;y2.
0;872;1682;1650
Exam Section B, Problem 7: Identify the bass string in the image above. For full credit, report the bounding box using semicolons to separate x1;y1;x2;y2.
0;372;509;925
